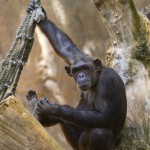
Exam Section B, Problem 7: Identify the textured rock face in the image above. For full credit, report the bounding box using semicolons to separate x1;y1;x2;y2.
0;0;149;149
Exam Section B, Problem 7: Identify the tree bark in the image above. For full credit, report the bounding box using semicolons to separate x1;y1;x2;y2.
92;0;150;149
0;96;64;150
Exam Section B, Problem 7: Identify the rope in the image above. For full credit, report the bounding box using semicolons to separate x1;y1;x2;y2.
0;0;45;101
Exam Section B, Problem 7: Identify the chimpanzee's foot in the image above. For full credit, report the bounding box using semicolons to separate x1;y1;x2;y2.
26;90;38;116
26;90;38;101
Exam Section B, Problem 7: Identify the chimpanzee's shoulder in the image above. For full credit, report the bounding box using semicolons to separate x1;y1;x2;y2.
100;65;120;78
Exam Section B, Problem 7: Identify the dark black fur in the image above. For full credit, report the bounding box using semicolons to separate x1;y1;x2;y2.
27;4;127;150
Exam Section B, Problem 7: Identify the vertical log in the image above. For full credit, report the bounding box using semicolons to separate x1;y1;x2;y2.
92;0;150;149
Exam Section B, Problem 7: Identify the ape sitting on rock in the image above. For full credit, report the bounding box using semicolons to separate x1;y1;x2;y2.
26;3;127;150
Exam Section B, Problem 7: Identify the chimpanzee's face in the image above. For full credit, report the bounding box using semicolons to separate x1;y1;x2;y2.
65;59;101;91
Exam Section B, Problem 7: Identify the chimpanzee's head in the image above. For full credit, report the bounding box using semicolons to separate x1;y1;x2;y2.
65;57;101;91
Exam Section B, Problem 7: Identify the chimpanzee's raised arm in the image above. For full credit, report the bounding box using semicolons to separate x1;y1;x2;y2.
27;3;84;64
38;12;87;65
38;18;80;64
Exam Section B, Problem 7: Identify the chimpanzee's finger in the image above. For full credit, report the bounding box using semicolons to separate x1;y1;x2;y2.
35;105;41;113
40;98;49;105
36;101;45;110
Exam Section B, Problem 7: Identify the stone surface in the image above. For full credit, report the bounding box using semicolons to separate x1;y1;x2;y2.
0;0;149;149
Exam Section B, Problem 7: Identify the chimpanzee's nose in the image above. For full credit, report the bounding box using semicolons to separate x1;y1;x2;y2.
79;73;85;78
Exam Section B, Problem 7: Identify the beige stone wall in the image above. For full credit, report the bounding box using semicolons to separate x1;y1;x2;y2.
0;0;149;149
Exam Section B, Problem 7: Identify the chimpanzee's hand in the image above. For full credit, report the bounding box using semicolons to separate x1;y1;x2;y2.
26;2;47;18
26;90;39;116
35;98;59;116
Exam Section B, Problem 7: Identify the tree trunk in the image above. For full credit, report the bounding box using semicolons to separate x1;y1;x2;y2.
0;96;64;150
92;0;150;149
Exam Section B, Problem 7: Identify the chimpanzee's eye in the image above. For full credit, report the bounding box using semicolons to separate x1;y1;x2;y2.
72;68;79;74
83;66;89;71
80;66;89;74
72;65;89;75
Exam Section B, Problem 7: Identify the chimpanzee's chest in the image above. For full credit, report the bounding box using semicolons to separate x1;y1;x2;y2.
77;91;96;111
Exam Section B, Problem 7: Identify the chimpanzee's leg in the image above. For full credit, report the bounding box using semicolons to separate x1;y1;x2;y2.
61;123;84;150
78;128;114;150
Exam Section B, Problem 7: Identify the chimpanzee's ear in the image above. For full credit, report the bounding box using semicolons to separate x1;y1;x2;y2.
65;65;72;76
93;58;102;71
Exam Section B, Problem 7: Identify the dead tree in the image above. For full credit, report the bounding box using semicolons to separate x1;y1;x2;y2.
92;0;150;149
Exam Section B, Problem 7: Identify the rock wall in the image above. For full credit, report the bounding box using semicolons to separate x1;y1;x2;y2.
0;0;149;149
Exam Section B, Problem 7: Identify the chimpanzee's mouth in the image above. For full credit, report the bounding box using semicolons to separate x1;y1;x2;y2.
77;83;91;91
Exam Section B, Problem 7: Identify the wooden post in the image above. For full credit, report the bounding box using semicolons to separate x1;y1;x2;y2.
0;96;64;150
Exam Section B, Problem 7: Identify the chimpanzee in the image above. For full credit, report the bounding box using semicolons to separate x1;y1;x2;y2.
26;3;127;150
